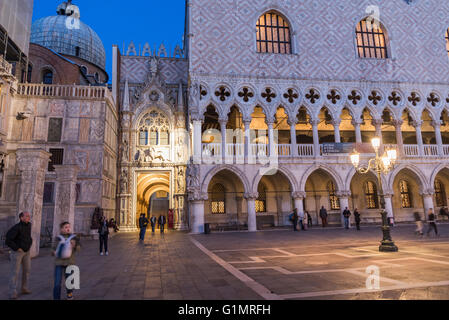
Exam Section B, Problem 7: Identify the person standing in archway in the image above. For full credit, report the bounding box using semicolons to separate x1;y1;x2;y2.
319;206;328;227
159;215;166;234
150;216;157;234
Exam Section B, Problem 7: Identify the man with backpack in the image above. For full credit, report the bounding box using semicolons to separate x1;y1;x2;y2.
138;213;149;241
6;212;33;300
52;221;80;300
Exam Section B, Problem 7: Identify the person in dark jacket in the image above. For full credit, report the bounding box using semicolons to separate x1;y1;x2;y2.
159;215;166;234
306;211;313;228
6;212;33;300
343;207;351;229
354;209;361;230
292;209;299;231
150;216;157;233
138;213;149;241
319;206;328;227
427;209;439;237
98;216;109;255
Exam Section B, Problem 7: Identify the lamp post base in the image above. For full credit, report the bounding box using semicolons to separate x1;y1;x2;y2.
379;241;399;252
379;211;399;252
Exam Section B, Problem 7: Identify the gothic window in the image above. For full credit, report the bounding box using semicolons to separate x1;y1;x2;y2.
211;184;226;214
399;180;412;208
356;18;388;59
327;181;340;210
42;69;53;84
364;181;379;209
47;118;63;142
48;148;64;172
435;179;447;207
446;29;449;59
256;12;292;54
138;111;170;147
256;184;267;213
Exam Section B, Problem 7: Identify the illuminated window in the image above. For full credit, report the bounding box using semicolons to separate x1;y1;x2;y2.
211;184;225;214
356;18;388;59
138;111;169;146
256;12;292;54
435;179;447;207
399;180;412;208
256;184;267;213
150;129;158;145
446;29;449;59
327;181;340;210
364;181;379;209
139;130;148;146
160;130;169;145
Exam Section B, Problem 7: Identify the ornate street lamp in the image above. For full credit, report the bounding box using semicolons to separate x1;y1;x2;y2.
351;137;399;252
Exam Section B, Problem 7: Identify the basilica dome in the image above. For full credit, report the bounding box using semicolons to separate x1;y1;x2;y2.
30;1;106;70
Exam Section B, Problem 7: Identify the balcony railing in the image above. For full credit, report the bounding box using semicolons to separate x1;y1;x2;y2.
226;143;244;159
423;145;438;156
404;145;419;157
298;144;315;157
276;144;291;157
202;143;221;157
251;144;268;157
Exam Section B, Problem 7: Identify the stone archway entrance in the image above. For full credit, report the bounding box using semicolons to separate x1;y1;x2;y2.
135;171;172;229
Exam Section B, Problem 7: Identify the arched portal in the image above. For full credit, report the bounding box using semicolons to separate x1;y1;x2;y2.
391;168;425;222
204;169;246;230
304;169;341;225
350;171;382;223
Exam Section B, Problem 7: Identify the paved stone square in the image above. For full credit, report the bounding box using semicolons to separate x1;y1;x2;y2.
1;224;449;300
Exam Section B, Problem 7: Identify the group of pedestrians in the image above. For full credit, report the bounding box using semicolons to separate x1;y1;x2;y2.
290;208;312;231
138;213;167;242
414;209;440;237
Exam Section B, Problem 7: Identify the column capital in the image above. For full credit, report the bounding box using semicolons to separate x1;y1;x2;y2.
371;119;383;127
432;120;442;128
16;149;51;172
351;119;363;127
336;191;351;198
190;112;204;122
420;188;435;197
310;119;320;126
287;119;297;126
53;165;79;181
331;119;341;127
411;120;423;128
188;190;208;202
292;191;306;200
391;119;403;127
244;192;259;200
218;118;228;126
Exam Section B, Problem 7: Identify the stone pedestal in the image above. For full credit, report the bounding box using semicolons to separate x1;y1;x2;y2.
16;149;51;258
422;193;435;220
338;194;350;228
245;193;258;232
52;165;79;239
190;200;205;234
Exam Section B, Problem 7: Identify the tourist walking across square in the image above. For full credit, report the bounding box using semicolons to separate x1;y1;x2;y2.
354;208;361;230
53;222;80;300
150;216;157;233
414;212;424;236
5;212;33;300
298;209;305;230
291;209;299;231
159;215;167;234
427;209;439;237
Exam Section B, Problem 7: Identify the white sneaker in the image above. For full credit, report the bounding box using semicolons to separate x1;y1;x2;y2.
100;252;103;256
106;252;109;256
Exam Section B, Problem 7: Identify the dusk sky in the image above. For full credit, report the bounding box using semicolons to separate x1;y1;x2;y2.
32;0;186;77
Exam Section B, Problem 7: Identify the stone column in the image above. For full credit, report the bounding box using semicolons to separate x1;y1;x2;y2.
372;119;383;143
53;165;79;239
393;120;404;156
244;120;252;164
333;120;341;143
219;119;227;164
193;119;203;164
383;194;394;219
267;121;275;158
292;191;306;217
16;149;51;258
289;120;298;157
352;120;362;144
432;120;444;156
337;192;351;228
311;120;320;157
413;120;424;156
190;197;206;234
245;193;258;232
422;192;435;220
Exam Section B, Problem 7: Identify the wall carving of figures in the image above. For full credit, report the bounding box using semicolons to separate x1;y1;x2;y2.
121;134;129;163
134;147;167;164
119;168;128;194
187;164;200;189
176;166;186;194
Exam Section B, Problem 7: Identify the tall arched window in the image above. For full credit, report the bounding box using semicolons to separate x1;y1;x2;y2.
446;29;449;59
356;18;388;59
42;69;53;84
399;180;412;208
256;12;292;54
138;110;169;146
435;179;447;207
256;183;267;213
211;184;226;214
364;181;379;209
327;181;340;210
